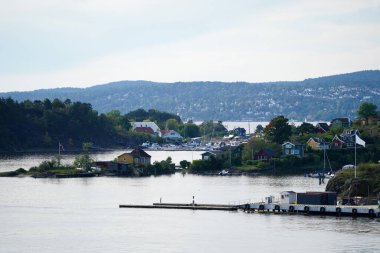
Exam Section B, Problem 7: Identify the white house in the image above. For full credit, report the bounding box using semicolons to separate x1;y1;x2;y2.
160;130;183;141
279;191;297;204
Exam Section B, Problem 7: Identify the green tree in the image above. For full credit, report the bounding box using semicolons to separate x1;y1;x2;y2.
199;120;227;137
73;154;93;171
180;160;191;170
43;132;52;146
264;115;292;144
296;122;315;135
357;102;377;120
82;142;93;152
106;110;131;134
165;119;179;131
183;123;200;138
255;124;264;134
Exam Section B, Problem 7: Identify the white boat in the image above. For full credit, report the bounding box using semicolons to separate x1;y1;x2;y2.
219;170;230;176
141;142;150;148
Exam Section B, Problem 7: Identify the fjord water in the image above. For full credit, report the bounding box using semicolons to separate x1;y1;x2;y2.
0;153;379;252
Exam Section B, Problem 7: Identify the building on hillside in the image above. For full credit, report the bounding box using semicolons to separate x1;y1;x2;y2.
306;137;330;150
331;135;345;149
330;118;352;128
254;148;275;162
117;148;151;166
201;151;222;161
361;125;379;138
339;129;362;148
160;130;183;142
282;142;304;156
360;115;378;126
315;123;329;133
132;122;161;137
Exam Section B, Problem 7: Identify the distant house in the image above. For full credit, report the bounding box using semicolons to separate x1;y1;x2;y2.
315;123;329;133
117;148;151;166
306;137;330;150
361;115;378;126
234;127;246;137
340;129;362;148
330;118;352;128
132;122;161;137
331;129;364;149
201;151;222;161
331;135;345;149
160;130;183;142
254;148;275;162
282;142;304;156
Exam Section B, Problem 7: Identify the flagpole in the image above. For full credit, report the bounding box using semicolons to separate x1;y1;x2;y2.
58;142;61;167
354;136;357;178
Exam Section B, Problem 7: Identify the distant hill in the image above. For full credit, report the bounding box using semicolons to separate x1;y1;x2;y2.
2;70;380;121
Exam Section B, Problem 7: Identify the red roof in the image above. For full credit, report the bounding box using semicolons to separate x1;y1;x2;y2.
134;127;154;135
161;130;171;135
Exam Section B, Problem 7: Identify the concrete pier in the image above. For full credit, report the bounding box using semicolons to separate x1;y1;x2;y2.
245;202;380;218
119;203;238;211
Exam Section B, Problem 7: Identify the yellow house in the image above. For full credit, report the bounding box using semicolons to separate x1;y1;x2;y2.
306;137;329;150
117;148;151;166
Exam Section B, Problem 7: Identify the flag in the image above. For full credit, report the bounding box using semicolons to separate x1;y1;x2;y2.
355;135;365;147
59;142;65;151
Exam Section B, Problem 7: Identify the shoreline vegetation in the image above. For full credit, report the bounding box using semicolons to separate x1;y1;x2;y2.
0;98;379;199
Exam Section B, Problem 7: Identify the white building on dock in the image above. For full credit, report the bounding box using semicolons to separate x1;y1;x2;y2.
280;191;297;204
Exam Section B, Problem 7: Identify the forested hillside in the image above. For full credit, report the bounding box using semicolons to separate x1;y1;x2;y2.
0;98;186;151
2;70;380;121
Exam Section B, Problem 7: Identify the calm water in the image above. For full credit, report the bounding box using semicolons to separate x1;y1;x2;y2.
0;150;204;172
0;152;379;253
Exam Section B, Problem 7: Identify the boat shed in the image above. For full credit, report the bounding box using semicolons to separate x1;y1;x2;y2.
280;191;297;204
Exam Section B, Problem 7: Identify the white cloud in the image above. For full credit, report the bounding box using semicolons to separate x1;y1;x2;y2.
0;0;379;91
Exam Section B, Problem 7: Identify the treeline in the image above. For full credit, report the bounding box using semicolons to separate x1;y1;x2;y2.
0;98;119;151
0;98;182;151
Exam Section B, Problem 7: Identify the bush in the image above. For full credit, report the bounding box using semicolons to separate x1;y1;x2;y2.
245;160;258;166
257;161;270;169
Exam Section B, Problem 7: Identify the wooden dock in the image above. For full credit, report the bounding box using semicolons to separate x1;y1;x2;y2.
243;202;380;218
119;203;238;211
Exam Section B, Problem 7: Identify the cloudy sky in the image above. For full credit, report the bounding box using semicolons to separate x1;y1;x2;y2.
0;0;379;92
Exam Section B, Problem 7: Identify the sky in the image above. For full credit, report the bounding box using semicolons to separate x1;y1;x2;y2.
0;0;379;92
